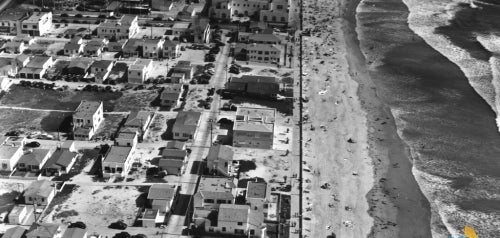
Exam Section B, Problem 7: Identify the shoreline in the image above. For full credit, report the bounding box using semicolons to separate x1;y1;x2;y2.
341;0;432;237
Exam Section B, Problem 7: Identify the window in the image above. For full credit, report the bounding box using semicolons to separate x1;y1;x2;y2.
32;25;36;29
117;167;123;172
250;230;255;235
41;198;45;202
2;163;7;169
87;120;91;124
237;222;243;226
222;227;226;232
204;199;215;203
23;25;27;28
137;72;140;76
29;197;32;201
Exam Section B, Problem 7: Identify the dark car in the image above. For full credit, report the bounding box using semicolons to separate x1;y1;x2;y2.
68;221;86;229
109;221;127;230
25;141;40;148
113;232;131;238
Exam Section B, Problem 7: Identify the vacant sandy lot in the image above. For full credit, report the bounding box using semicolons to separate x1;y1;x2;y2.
234;147;291;186
43;185;143;235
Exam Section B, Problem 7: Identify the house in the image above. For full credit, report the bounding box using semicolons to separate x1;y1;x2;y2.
66;57;92;76
17;149;53;172
190;16;211;44
101;145;135;178
158;146;187;175
25;223;61;238
61;228;87;238
151;0;174;11
209;0;231;19
165;140;186;150
3;41;26;53
106;41;126;52
246;181;267;211
141;209;160;228
23;180;56;206
73;101;104;140
247;33;282;44
171;22;190;37
84;39;108;57
245;43;283;65
160;84;183;108
128;58;153;84
170;73;185;84
205;204;265;237
63;42;84;56
226;75;279;97
41;146;78;176
172;61;194;80
142;38;163;59
21;12;52;36
172;111;201;140
18;56;53;79
115;130;138;147
96;15;139;40
12;34;35;45
229;0;268;19
147;184;178;213
61;140;77;152
233;107;275;149
260;0;289;24
0;136;25;171
206;145;235;177
193;176;237;209
3;227;28;238
0;8;29;35
89;60;114;83
123;110;153;135
122;39;142;58
8;205;34;225
161;40;180;59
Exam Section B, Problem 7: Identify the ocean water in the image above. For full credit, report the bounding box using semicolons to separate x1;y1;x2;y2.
356;0;500;237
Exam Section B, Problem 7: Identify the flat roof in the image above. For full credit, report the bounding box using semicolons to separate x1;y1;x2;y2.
148;184;177;200
103;146;133;164
198;176;235;193
74;100;101;118
24;180;54;198
172;22;190;29
23;11;50;24
142;209;158;220
234;107;275;133
246;182;267;199
25;56;51;69
0;8;29;21
218;204;249;222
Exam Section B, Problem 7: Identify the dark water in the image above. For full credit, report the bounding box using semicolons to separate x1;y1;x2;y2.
357;0;500;236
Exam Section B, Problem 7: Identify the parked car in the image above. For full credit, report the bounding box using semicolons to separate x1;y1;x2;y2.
25;141;40;148
109;221;127;230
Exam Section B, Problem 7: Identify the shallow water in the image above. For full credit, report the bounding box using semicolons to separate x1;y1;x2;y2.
357;0;500;236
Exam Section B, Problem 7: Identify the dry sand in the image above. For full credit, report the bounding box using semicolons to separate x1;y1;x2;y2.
300;0;431;237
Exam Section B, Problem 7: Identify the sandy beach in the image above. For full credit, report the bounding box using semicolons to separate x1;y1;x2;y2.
300;0;431;237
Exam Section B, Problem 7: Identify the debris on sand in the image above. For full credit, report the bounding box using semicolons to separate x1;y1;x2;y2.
352;171;359;176
320;183;331;190
319;90;328;95
343;220;353;228
345;206;353;211
347;138;355;143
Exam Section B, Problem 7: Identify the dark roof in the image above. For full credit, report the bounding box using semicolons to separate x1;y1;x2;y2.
158;158;184;168
68;58;92;70
248;33;281;43
18;149;51;166
246;182;267;199
125;110;152;128
43;150;77;169
64;43;81;51
160;91;180;101
163;40;179;47
123;39;143;51
161;148;187;159
165;141;185;149
91;60;113;69
26;223;59;238
103;146;133;164
231;75;278;84
174;111;201;128
25;56;51;69
147;184;177;200
142;209;158;220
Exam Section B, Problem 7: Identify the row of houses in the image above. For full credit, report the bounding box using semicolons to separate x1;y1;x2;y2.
0;136;78;176
209;0;289;24
2;223;87;238
0;10;52;36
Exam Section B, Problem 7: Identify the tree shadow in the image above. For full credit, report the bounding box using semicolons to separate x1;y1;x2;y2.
160;119;175;140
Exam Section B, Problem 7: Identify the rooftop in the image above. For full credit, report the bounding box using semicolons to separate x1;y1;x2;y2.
234;107;276;133
68;57;92;69
248;33;282;43
142;209;158;220
2;226;27;238
160;91;181;101
43;149;76;169
147;184;177;200
246;43;281;52
103;146;133;164
230;75;278;84
27;223;59;238
62;228;87;238
207;144;233;162
25;56;51;69
198;176;235;193
23;11;51;24
91;60;113;69
161;148;187;159
246;181;267;199
74;100;101;118
124;110;152;128
166;141;185;150
18;149;52;166
174;111;201;127
218;204;249;222
24;180;54;198
0;143;23;161
172;22;190;29
0;8;29;21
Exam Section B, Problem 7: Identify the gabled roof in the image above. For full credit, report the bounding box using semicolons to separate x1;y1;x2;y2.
24;180;54;198
123;39;143;51
124;110;152;128
18;149;51;166
26;223;59;238
160;91;180;101
158;158;184;169
61;228;86;238
43;149;77;169
3;226;27;238
246;181;267;199
147;184;176;200
246;43;281;52
165;141;185;150
207;145;233;163
64;43;82;51
163;40;179;47
218;204;249;222
173;111;201;131
248;33;281;43
231;75;278;84
68;58;92;70
0;144;23;162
